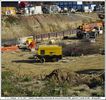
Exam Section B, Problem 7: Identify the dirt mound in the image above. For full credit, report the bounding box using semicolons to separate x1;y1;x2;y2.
44;69;81;85
44;68;104;88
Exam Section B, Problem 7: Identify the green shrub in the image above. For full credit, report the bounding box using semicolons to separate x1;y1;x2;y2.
20;76;32;82
34;80;70;96
2;71;13;79
2;71;25;96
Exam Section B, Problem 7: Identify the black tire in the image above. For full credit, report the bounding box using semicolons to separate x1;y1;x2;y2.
95;32;98;38
83;33;90;39
76;32;83;39
40;57;45;63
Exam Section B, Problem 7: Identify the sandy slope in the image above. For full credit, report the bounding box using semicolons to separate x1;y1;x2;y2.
1;13;100;40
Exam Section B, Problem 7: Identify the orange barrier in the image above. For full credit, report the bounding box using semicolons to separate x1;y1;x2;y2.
1;45;19;52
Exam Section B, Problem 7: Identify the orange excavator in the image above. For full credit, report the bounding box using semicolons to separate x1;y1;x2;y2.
76;21;103;39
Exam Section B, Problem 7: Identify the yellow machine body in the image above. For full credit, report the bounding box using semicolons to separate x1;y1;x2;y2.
26;37;33;45
2;7;16;15
37;45;62;56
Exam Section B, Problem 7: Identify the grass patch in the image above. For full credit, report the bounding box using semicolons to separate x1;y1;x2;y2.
20;76;32;82
34;80;70;96
1;71;32;96
1;70;105;97
1;71;24;96
2;71;13;79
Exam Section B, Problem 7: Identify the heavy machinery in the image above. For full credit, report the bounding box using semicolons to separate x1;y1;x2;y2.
98;13;105;20
17;36;35;51
76;21;103;39
34;45;62;63
97;11;105;27
2;7;17;15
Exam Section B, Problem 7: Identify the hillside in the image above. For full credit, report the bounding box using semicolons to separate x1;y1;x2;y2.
1;13;100;40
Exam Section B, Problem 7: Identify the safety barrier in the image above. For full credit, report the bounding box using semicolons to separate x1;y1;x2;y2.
2;28;77;46
35;29;76;41
1;45;19;52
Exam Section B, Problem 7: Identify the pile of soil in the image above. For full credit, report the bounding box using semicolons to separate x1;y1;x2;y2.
44;68;104;88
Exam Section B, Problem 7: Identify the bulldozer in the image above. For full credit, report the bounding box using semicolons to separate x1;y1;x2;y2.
76;21;103;39
33;45;62;63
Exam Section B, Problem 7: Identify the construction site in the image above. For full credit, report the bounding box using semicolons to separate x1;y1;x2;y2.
1;1;105;97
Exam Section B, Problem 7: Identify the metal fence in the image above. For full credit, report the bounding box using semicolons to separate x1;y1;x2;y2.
2;28;77;46
35;29;76;41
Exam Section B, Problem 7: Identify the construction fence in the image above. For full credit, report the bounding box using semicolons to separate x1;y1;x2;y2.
35;29;77;41
2;28;77;46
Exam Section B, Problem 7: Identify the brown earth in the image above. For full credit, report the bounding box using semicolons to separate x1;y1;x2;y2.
2;51;104;78
1;51;105;96
1;13;100;40
1;13;104;96
2;33;104;78
1;35;105;96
